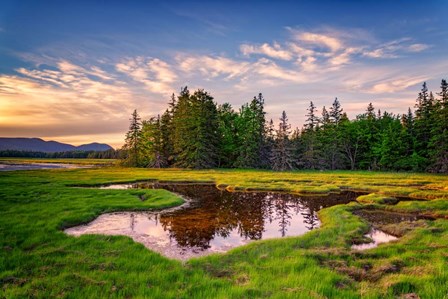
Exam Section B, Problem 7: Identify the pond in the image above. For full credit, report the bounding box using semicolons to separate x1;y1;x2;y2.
66;183;365;260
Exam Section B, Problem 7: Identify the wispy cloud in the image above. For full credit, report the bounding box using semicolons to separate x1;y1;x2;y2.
363;38;430;58
240;42;293;60
292;31;343;52
116;57;176;94
177;54;250;79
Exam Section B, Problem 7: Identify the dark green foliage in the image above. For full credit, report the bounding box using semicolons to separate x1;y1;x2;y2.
270;111;294;171
217;103;238;168
119;80;447;173
123;110;143;167
234;94;267;168
141;116;166;168
428;80;448;172
172;88;220;168
299;102;321;169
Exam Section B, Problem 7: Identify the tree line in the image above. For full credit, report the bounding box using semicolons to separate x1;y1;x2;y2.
122;80;448;173
0;149;120;159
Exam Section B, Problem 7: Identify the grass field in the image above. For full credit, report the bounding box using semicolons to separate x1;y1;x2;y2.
1;163;447;298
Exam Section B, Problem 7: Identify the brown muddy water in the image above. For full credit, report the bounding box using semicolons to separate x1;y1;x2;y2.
66;183;367;260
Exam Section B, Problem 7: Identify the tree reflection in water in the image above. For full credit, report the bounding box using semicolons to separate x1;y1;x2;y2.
129;183;360;251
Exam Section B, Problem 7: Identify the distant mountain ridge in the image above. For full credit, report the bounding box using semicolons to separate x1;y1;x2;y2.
0;138;113;152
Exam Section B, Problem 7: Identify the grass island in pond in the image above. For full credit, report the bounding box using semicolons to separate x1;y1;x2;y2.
1;164;448;298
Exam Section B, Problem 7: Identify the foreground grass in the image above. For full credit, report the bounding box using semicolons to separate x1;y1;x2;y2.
0;166;447;298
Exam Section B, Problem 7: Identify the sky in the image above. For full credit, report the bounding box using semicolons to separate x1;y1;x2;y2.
0;0;447;148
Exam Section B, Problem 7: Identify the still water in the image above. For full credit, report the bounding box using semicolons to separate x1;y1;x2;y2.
66;183;363;260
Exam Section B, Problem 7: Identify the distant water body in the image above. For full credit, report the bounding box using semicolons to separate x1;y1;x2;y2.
0;163;91;171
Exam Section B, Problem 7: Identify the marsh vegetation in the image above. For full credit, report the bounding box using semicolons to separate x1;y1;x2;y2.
1;166;447;298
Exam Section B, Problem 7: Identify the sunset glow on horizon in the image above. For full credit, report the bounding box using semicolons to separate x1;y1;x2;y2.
1;0;447;148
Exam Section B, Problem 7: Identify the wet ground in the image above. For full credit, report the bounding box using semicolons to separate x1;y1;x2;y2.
66;183;365;260
351;229;398;250
351;210;432;251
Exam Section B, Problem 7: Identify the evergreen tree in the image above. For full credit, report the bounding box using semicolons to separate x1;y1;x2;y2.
141;115;166;168
263;118;276;169
428;79;448;172
304;101;318;131
329;97;343;124
300;101;320;169
160;110;174;165
234;94;266;168
123;109;143;166
366;102;376;120
173;88;220;168
217;103;238;167
271;111;294;171
438;79;448;106
414;82;434;168
321;106;330;125
339;118;361;170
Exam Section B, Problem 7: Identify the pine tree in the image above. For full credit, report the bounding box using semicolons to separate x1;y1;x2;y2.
141;115;166;168
234;94;267;168
438;79;448;106
123;109;142;167
339;118;361;170
414;82;435;167
321;106;330;126
217;103;238;167
329;97;343;124
173;88;220;168
263;118;276;169
271;111;294;171
300;101;320;169
366;103;376;120
305;101;318;131
428;80;448;172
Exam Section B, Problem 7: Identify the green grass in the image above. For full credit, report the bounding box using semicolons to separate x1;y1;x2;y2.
0;165;447;298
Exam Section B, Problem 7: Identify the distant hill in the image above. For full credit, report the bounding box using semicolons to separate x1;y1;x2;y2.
0;138;113;152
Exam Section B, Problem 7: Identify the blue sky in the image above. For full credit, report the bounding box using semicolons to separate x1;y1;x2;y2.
0;0;447;147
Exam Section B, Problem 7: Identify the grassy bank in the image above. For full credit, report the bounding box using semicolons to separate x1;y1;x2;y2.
1;166;447;298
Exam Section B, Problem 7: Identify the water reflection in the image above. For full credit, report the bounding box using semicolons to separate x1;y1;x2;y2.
67;183;362;260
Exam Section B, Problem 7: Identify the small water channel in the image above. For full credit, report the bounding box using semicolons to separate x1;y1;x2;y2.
66;183;364;260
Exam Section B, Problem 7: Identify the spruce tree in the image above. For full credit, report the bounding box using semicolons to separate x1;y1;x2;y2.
301;101;320;169
414;82;434;168
271;111;294;171
234;94;266;168
305;101;318;131
428;80;448;172
173;88;220;168
329;97;343;124
124;109;142;167
217;103;238;168
141;115;166;168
